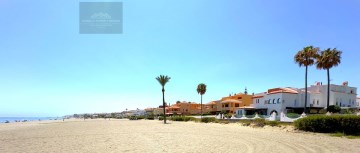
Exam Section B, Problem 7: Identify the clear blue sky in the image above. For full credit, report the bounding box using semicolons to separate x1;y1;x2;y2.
0;0;359;117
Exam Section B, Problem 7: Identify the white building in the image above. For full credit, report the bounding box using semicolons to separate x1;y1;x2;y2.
305;82;357;108
356;97;360;109
237;82;357;116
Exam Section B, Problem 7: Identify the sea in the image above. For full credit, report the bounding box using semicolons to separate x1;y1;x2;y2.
0;117;62;123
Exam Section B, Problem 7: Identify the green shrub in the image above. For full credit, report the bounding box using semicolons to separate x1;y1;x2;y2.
170;116;194;122
341;108;356;114
294;115;360;135
265;121;280;127
146;116;154;120
200;117;216;123
253;118;266;127
158;116;164;120
327;105;341;113
245;115;255;118
286;113;301;119
137;116;145;120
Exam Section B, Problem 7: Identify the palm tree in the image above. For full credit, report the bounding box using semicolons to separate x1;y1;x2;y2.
316;48;342;108
197;83;207;118
156;75;171;124
294;46;319;113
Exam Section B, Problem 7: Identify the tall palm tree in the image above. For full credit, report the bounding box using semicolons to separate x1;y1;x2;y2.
294;46;319;113
197;83;207;118
316;48;342;108
156;75;171;124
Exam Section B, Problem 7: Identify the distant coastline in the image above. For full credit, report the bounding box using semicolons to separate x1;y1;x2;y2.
0;117;62;123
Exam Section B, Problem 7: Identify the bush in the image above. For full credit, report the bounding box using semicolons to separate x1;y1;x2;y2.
252;118;266;127
341;108;356;114
200;117;216;123
327;105;341;113
245;115;255;119
146;116;155;120
265;121;280;127
286;113;301;119
158;116;164;120
170;116;194;122
137;116;145;120
294;115;360;135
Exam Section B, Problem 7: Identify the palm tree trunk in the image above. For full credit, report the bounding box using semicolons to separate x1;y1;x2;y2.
162;88;166;124
304;65;308;113
201;95;203;119
327;68;330;108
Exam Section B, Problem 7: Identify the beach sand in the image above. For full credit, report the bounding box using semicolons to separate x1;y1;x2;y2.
0;119;359;153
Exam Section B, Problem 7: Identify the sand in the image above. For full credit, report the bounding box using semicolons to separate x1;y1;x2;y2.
0;119;359;153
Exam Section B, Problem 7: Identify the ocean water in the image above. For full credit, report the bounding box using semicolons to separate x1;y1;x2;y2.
0;117;61;123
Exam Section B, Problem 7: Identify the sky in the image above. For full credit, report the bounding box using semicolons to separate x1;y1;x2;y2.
0;0;359;117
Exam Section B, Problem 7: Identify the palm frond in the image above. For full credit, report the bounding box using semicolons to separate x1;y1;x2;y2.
197;83;207;95
316;48;342;70
156;75;171;87
294;46;319;67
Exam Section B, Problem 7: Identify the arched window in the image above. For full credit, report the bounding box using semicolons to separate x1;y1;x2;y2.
277;98;280;104
269;99;271;104
316;100;319;105
273;99;276;104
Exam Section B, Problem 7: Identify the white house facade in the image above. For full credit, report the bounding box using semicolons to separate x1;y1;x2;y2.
236;82;357;116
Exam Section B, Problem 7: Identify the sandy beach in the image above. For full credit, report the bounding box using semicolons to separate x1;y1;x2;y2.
0;119;359;153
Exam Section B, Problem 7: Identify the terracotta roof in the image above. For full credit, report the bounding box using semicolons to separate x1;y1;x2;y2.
252;95;264;98
268;87;298;94
221;99;242;103
206;101;216;105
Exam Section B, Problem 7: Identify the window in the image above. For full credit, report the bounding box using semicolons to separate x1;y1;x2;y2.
269;99;271;104
316;100;319;105
277;98;280;104
312;99;315;104
235;103;239;107
294;100;297;106
336;102;338;106
273;99;276;104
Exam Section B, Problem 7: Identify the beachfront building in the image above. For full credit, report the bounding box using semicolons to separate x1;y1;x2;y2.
205;100;221;114
241;87;302;116
305;82;357;109
236;82;357;116
151;101;203;115
205;90;253;114
166;101;201;115
356;97;360;110
220;91;253;114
